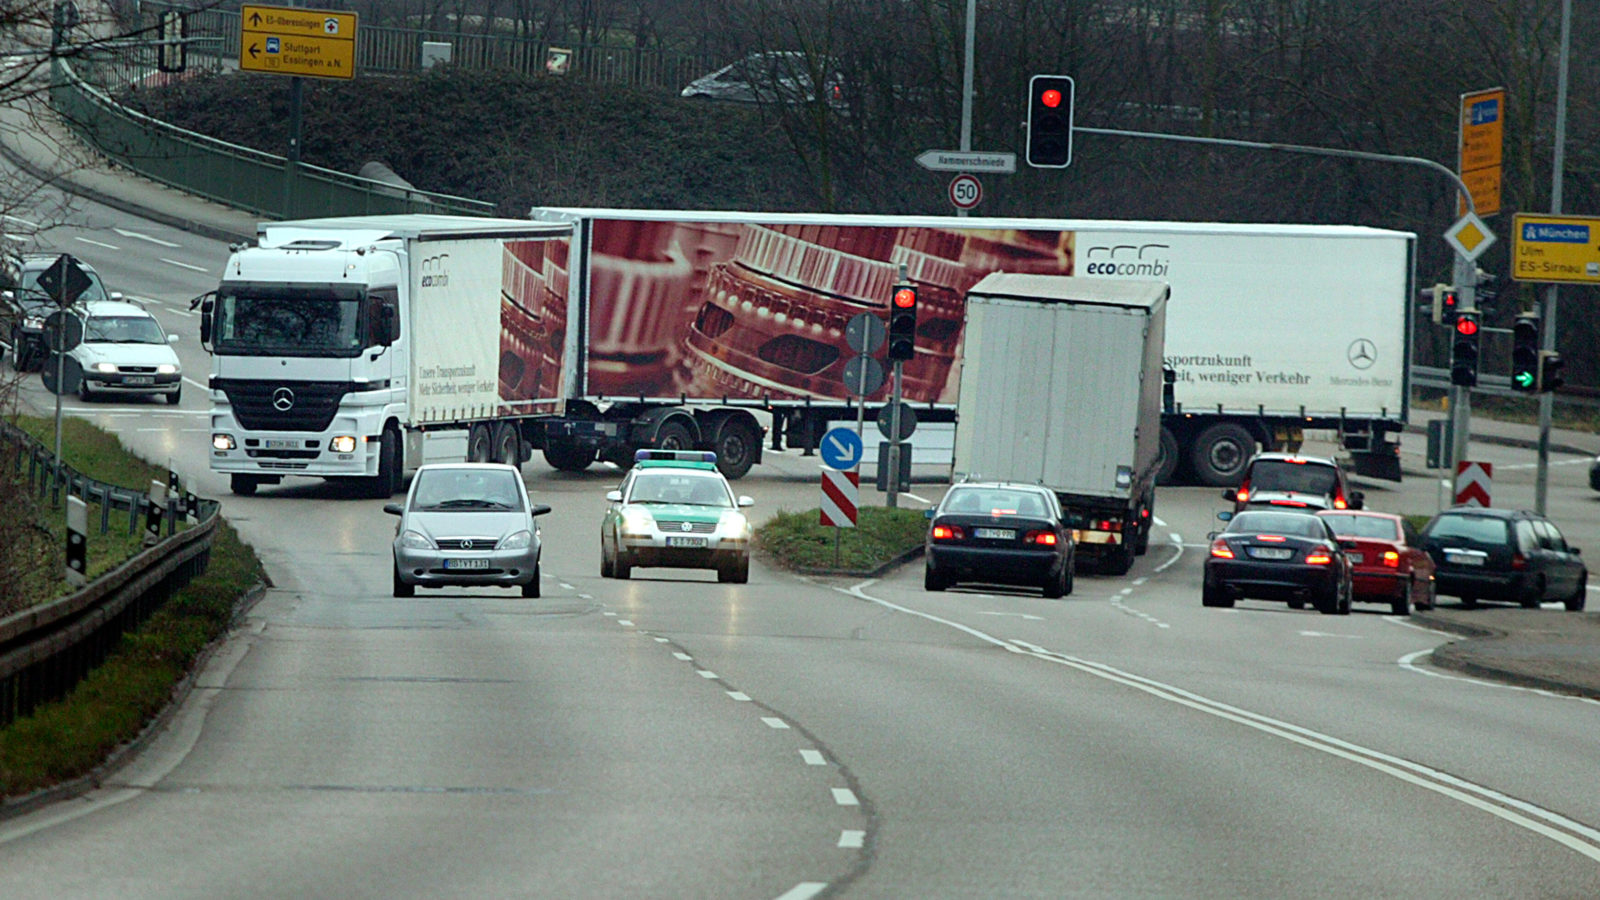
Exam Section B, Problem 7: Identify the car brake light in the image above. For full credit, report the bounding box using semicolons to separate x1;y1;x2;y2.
1209;539;1234;559
1269;499;1308;507
932;524;965;540
1258;535;1286;542
1333;497;1348;510
1305;549;1334;565
1027;531;1057;545
1383;551;1400;568
1511;554;1527;570
1236;487;1250;503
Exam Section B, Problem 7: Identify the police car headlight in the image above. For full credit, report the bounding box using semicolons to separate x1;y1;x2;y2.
500;530;533;550
621;507;655;535
717;510;749;536
399;530;434;550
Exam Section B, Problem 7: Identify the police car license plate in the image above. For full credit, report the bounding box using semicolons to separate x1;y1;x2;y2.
444;558;490;570
666;536;708;548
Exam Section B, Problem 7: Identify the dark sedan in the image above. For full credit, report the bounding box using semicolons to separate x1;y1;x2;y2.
924;482;1075;598
1418;506;1586;610
1204;510;1353;614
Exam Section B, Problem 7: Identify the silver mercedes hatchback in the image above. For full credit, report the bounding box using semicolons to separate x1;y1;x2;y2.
384;463;552;597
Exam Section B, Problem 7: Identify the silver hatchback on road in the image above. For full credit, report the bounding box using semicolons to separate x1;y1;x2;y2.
385;463;552;598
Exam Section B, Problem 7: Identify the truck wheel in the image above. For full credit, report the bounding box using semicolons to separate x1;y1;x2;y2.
1156;427;1181;485
468;424;494;463
655;420;694;451
492;422;522;467
1189;422;1255;487
712;417;760;480
543;441;596;472
367;427;400;498
230;474;259;496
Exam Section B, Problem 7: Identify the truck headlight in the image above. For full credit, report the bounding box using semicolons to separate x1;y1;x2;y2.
500;530;533;550
330;435;357;453
212;434;236;451
399;530;434;550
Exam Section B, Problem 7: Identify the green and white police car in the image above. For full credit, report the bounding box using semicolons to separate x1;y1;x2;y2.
601;450;755;583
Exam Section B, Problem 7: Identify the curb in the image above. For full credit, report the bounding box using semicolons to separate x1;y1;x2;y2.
1409;608;1600;701
790;545;925;580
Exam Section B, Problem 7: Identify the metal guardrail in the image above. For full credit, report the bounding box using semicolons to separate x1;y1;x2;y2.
0;421;219;729
48;57;497;219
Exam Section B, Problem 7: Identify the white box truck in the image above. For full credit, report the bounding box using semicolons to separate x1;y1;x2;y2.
953;274;1168;575
199;211;1411;497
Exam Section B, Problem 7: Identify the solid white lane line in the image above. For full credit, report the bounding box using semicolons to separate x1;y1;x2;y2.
773;884;827;900
2;212;39;229
830;788;859;806
800;749;826;766
843;580;1600;861
73;236;119;250
726;691;751;701
1152;533;1185;573
160;257;209;272
837;830;865;849
761;717;789;729
114;228;179;247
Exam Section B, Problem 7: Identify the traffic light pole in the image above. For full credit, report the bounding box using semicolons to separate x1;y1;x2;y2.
1449;256;1476;472
1535;0;1573;516
886;362;903;509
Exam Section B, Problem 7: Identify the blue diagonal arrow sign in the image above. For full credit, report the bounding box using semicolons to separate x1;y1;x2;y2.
820;427;864;470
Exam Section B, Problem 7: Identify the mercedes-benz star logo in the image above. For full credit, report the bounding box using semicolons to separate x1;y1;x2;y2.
1347;339;1377;370
461;539;473;550
272;387;296;411
680;521;692;532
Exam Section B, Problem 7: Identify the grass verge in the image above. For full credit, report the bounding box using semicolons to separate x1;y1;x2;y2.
0;420;266;802
757;506;929;573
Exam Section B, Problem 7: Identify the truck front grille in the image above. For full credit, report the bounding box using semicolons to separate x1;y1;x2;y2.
216;379;350;433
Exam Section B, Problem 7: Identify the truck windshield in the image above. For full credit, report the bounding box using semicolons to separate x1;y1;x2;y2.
213;286;366;357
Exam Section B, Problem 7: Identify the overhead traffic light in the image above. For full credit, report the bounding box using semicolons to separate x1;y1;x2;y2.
1025;75;1075;168
887;283;918;361
1510;314;1539;393
1450;311;1480;387
1537;351;1565;393
1430;284;1459;326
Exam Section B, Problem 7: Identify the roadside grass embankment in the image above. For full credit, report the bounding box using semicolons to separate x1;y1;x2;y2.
756;506;929;574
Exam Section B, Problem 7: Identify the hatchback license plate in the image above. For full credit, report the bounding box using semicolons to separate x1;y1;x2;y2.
444;558;490;570
1446;551;1484;566
975;528;1016;540
124;376;153;385
1248;547;1294;560
667;536;708;548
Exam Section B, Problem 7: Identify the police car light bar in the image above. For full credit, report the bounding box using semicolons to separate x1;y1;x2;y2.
634;449;718;463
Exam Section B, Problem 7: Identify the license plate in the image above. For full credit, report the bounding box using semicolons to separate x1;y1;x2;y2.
1247;547;1294;560
1347;552;1364;564
666;536;708;548
1446;551;1484;566
124;376;153;385
974;528;1016;540
444;558;490;570
264;439;297;449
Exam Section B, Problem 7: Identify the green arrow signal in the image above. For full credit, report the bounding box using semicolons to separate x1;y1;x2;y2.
1513;371;1535;388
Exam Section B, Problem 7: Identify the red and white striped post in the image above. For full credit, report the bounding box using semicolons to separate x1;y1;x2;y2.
820;466;859;568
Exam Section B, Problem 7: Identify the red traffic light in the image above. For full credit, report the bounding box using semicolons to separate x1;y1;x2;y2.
893;287;917;309
1040;89;1062;108
1455;316;1479;337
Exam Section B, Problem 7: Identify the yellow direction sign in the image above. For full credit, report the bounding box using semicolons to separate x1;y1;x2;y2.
1511;213;1600;284
240;5;357;80
1457;87;1504;217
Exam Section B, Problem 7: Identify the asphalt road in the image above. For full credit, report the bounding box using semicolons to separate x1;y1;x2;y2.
5;164;1600;897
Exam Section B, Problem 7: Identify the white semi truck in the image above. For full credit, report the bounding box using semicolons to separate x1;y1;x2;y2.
200;212;1413;496
952;274;1168;575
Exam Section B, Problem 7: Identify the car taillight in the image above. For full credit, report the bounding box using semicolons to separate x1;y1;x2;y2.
1305;547;1334;565
1511;554;1527;570
1026;531;1057;546
1383;551;1400;568
1258;535;1286;542
1209;539;1234;559
1333;497;1348;510
1236;487;1250;503
1269;499;1309;507
932;524;965;541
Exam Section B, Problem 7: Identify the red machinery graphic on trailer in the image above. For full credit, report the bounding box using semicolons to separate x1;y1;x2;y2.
578;218;1075;404
498;237;570;406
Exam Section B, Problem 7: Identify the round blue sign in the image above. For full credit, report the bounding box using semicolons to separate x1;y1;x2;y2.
819;427;864;470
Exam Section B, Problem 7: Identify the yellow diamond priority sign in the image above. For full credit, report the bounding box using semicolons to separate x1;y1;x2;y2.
1445;212;1495;262
240;5;357;80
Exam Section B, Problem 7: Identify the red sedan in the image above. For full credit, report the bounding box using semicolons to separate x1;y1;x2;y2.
1316;510;1437;615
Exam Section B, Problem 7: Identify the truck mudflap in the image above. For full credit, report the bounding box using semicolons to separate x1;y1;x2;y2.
1349;447;1403;482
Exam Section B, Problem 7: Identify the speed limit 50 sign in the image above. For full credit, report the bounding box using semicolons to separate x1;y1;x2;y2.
948;173;982;211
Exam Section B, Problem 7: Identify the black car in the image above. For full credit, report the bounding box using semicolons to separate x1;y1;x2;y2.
1;254;121;372
1418;507;1587;610
1223;452;1364;514
924;482;1075;598
1204;509;1353;614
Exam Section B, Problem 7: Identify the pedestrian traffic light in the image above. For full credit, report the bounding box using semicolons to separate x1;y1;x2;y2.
887;284;918;361
1450;312;1479;387
1026;75;1074;168
1430;284;1459;326
1537;351;1565;393
1510;314;1539;393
